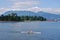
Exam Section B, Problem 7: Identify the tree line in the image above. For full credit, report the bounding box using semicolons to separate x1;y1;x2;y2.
0;13;47;21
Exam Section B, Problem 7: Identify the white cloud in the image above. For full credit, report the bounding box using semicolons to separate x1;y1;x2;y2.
27;7;42;12
41;8;60;14
0;8;7;14
0;0;59;15
27;7;60;14
7;0;19;2
0;7;60;15
0;8;11;15
9;0;32;1
12;1;40;9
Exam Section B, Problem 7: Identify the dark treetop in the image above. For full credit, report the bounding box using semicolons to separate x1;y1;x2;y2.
0;13;47;21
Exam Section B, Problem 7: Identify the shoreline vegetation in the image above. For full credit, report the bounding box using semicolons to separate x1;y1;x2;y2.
0;13;47;21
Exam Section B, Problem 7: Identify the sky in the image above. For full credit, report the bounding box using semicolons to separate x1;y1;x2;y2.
0;0;60;14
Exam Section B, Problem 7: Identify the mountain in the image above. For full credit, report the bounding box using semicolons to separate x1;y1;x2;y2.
2;11;60;20
37;11;60;20
3;11;37;16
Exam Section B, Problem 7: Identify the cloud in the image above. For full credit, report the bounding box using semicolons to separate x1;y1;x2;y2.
27;7;42;12
0;0;60;15
8;0;39;2
27;7;60;14
0;7;60;15
0;8;7;14
0;8;11;14
41;8;60;14
12;1;40;9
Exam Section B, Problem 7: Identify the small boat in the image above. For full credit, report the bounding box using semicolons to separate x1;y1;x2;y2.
21;30;41;34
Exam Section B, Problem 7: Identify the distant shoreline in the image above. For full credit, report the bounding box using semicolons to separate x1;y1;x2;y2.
0;20;47;22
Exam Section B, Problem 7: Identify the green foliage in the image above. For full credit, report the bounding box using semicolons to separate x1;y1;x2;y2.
0;13;47;21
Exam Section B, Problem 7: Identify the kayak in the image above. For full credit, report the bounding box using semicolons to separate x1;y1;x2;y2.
21;30;41;34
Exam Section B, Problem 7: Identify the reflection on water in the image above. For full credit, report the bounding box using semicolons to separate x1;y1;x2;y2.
0;21;60;40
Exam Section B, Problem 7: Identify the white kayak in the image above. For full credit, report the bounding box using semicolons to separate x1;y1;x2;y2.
21;30;41;34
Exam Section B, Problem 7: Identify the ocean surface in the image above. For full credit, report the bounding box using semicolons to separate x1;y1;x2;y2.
0;21;60;40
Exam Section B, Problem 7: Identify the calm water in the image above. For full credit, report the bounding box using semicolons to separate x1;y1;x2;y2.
0;21;60;40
